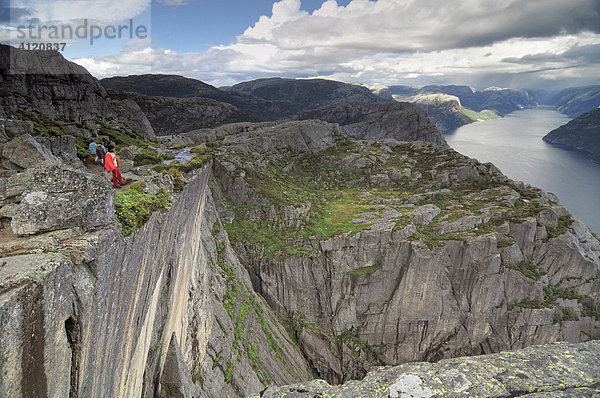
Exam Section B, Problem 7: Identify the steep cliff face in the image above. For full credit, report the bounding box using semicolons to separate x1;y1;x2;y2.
0;45;155;142
410;93;473;133
204;122;600;384
543;107;600;162
294;102;447;147
0;44;111;122
0;159;310;397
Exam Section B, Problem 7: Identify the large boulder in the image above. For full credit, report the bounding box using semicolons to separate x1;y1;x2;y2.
110;98;156;141
0;134;58;170
3;119;35;139
35;135;84;168
118;145;143;160
2;161;114;236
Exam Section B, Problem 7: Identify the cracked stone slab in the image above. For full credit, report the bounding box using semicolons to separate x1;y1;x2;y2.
254;341;600;398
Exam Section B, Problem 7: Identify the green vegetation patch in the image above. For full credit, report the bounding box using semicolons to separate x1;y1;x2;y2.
224;360;234;383
546;215;574;238
461;107;501;122
98;123;153;150
133;149;165;166
150;153;212;192
513;300;546;309
282;311;318;346
347;263;382;276
497;238;516;248
335;329;388;366
151;154;213;174
543;285;600;320
411;225;467;249
115;181;172;236
553;307;579;323
505;259;546;280
579;295;600;320
220;139;552;260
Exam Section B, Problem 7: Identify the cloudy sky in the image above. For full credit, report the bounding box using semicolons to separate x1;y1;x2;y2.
2;0;600;89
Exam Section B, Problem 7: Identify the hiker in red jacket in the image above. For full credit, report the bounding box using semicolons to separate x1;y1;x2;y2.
105;145;125;188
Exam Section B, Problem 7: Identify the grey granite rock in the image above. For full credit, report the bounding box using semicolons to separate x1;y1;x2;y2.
5;161;113;235
255;341;600;398
0;134;57;170
110;98;157;141
0;44;112;123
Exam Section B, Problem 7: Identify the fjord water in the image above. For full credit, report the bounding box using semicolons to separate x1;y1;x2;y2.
445;106;600;233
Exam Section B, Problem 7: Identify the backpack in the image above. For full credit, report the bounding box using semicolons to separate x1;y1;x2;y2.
96;144;106;160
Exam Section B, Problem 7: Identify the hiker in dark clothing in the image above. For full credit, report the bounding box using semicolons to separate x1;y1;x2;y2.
96;143;106;165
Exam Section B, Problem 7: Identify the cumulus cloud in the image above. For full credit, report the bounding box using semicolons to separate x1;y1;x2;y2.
237;0;600;52
69;0;600;89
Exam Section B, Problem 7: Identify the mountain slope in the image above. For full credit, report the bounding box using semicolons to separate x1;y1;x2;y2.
550;85;600;118
101;74;299;120
107;90;260;136
0;44;111;122
0;44;157;142
543;107;600;161
389;84;535;116
228;77;381;111
386;84;530;132
104;74;446;146
294;101;447;146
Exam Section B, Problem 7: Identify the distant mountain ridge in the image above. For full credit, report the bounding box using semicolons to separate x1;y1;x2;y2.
389;84;535;116
227;77;384;110
102;74;446;145
101;74;299;120
543;107;600;162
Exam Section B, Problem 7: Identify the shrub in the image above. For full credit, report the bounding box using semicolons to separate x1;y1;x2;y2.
505;259;546;280
115;186;172;236
133;149;163;166
553;307;579;323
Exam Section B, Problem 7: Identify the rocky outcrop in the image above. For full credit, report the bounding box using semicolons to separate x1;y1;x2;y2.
109;98;157;141
0;44;111;122
411;93;472;132
207;125;600;385
0;134;58;170
2;161;113;235
35;135;85;168
256;340;600;397
295;102;447;146
0;156;311;397
543;107;600;162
